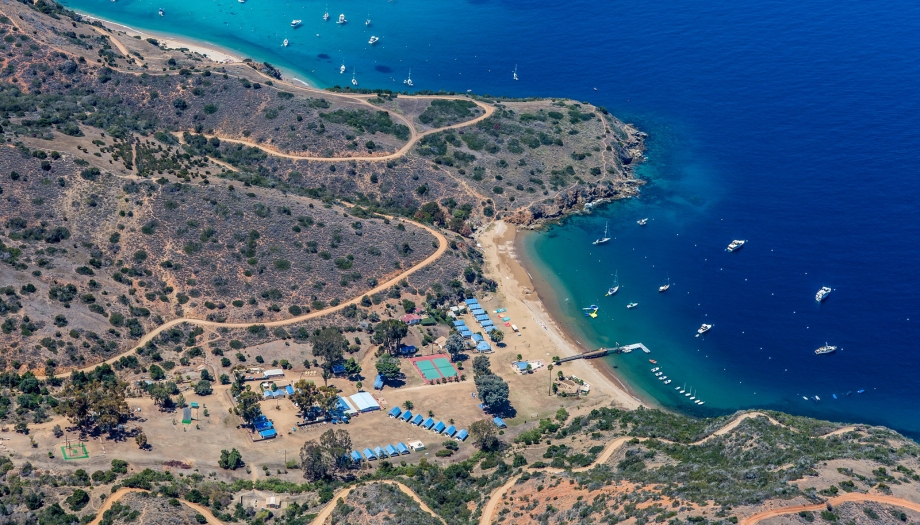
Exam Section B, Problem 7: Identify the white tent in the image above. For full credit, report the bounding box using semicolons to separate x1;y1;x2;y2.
349;392;381;412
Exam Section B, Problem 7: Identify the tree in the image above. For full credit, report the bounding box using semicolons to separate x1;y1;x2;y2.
135;431;148;449
235;390;262;428
299;441;331;481
291;380;338;418
375;354;402;382
372;319;409;354
475;374;509;411
343;357;361;377
194;380;212;396
312;327;347;385
403;400;414;410
58;379;129;434
472;355;492;377
200;369;213;382
149;364;165;381
320;428;353;474
469;419;500;451
445;333;466;361
489;329;504;343
300;429;353;481
218;448;244;470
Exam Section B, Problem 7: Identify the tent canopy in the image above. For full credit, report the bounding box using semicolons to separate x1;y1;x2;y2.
349;392;381;412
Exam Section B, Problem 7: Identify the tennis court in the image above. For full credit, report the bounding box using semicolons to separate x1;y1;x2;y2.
409;354;458;383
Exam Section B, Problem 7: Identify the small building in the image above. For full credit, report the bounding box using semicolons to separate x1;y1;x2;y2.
398;345;417;355
432;421;446;433
471;308;486;316
335;396;358;416
459;328;473;338
374;446;387;458
349;392;381;412
452;320;466;327
455;429;469;441
385;444;399;457
259;428;277;440
407;440;426;451
475;314;490;322
401;313;422;326
476;341;492;353
262;369;284;380
411;414;424;426
401;410;413;422
493;417;507;429
362;448;377;461
350;450;362;463
374;374;385;390
464;298;479;305
267;496;280;509
443;425;457;437
388;407;402;418
396;442;410;454
471;333;485;343
331;364;346;375
421;417;435;430
434;336;448;349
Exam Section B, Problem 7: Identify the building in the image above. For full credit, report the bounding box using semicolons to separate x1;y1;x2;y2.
262;369;284;380
400;313;422;326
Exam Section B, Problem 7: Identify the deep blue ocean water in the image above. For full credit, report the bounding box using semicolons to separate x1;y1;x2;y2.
60;0;920;436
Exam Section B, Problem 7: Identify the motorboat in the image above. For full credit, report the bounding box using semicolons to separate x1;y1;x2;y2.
637;218;648;226
158;7;164;16
291;19;302;27
626;302;638;309
282;39;289;47
351;68;358;86
659;277;670;293
726;239;746;252
663;380;671;385
340;61;346;74
592;222;611;245
513;64;519;81
323;5;329;21
366;14;371;26
369;36;379;45
651;367;660;372
815;343;837;355
337;13;347;24
696;324;712;337
816;286;832;302
814;396;820;401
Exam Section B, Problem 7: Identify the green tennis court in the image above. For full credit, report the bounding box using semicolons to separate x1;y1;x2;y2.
433;357;458;378
416;360;442;380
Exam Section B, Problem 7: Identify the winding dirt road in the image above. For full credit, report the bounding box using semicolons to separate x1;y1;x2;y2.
89;487;223;525
740;493;920;525
309;480;444;525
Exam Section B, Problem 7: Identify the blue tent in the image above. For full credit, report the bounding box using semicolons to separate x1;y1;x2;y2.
452;320;466;327
471;308;486;316
422;417;435;429
443;425;457;437
411;414;424;426
396;442;410;454
362;448;377;460
385;444;399;456
493;417;507;428
374;374;384;390
332;364;346;374
476;341;492;352
350;450;362;463
401;410;413;422
460;329;473;338
374;446;387;458
464;298;479;305
388;407;402;418
475;314;490;322
484;325;497;333
259;428;277;439
433;421;446;433
471;333;484;342
254;416;273;432
285;385;295;396
455;429;469;441
481;321;494;328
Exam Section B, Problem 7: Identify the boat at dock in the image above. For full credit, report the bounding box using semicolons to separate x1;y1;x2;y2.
606;271;619;296
696;323;712;337
816;286;832;302
726;239;746;252
592;222;611;245
815;343;837;355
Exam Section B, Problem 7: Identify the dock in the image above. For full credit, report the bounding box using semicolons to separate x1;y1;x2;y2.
556;343;649;363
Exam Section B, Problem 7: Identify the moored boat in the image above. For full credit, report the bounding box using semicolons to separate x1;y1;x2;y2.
637;218;648;226
726;239;746;252
291;19;302;27
369;35;379;45
592;222;611;245
627;302;638;309
337;13;347;24
816;286;832;302
696;323;712;337
606;271;619;296
815;343;837;355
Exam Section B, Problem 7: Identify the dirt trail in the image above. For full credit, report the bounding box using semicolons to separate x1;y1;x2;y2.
309;480;444;525
740;493;920;525
88;487;223;525
42;217;446;379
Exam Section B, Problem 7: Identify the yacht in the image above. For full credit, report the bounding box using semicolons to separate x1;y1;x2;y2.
676;386;682;391
158;7;164;16
337;13;347;24
368;35;379;45
726;239;746;252
592;222;611;245
650;367;659;372
663;379;671;385
658;277;670;293
697;401;705;406
815;343;837;355
291;19;302;28
340;61;346;74
816;286;832;302
655;372;662;377
637;218;648;226
351;69;358;86
606;271;619;296
626;302;638;309
403;68;413;87
696;323;712;337
513;64;519;81
857;389;865;394
282;39;289;47
323;5;329;21
660;376;668;380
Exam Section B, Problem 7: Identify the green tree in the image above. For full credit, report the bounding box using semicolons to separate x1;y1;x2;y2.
475;374;509;411
472;355;492;377
375;354;402;382
235;390;262;428
194;380;212;396
445;332;466;361
489;329;504;343
469;419;500;451
218;448;243;470
312;327;347;385
135;431;147;449
372;319;409;354
344;357;361;377
300;429;353;481
149;364;165;381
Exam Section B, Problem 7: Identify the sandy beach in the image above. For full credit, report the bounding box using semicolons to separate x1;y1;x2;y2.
477;220;644;411
80;14;242;64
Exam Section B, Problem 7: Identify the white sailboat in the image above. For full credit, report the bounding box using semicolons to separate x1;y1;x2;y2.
282;39;288;47
323;5;329;21
592;222;611;245
606;271;619;296
403;68;413;87
340;61;346;74
513;64;519;81
659;276;670;293
351;68;358;86
366;13;371;26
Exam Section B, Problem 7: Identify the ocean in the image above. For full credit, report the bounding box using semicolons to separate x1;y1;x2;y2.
59;0;920;437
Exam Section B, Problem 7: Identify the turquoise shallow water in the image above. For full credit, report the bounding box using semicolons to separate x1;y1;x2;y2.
59;0;920;437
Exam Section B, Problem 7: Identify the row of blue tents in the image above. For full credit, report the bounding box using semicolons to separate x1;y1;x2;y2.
351;442;411;462
456;298;494;352
253;415;277;439
387;407;470;441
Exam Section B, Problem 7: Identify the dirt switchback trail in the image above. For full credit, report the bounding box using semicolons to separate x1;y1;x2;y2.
44;218;447;379
740;494;920;525
88;487;223;525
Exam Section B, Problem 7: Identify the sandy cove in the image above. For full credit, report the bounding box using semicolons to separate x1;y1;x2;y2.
477;220;643;411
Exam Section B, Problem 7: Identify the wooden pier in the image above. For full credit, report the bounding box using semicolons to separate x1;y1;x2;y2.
556;343;649;363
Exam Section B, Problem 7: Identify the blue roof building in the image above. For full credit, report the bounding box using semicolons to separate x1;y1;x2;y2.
401;410;413;422
374;446;387;458
471;308;486;316
460;329;473;338
453;320;466;327
476;341;492;352
493;417;507;428
443;425;457;437
350;450;362;463
433;421;446;433
475;314;490;322
388;407;402;418
332;364;346;374
464;298;479;305
259;428;277;439
385;444;398;456
374;374;384;390
363;448;377;460
422;417;435;429
455;429;469;441
411;414;424;425
484;325;497;333
396;442;410;454
285;385;295;396
471;333;484;342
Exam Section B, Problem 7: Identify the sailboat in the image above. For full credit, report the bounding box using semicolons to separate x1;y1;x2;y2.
679;384;686;394
592;222;611;245
366;13;371;26
513;64;519;81
685;387;692;397
659;276;670;293
351;68;358;86
403;68;413;87
323;5;329;21
606;271;619;296
282;39;289;47
340;61;346;74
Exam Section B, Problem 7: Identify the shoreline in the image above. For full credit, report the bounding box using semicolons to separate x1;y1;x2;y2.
512;226;660;410
477;221;645;412
76;10;318;88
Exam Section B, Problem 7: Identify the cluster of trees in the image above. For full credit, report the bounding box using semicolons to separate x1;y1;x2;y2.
371;319;408;354
472;356;510;414
58;364;129;435
289;380;338;419
299;429;353;481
